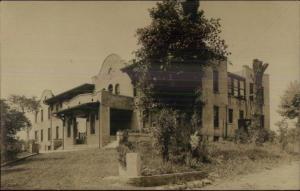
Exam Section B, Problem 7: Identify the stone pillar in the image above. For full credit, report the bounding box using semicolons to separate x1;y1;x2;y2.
100;104;110;147
126;153;141;177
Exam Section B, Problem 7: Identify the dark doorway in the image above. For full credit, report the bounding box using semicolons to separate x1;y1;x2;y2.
110;108;132;136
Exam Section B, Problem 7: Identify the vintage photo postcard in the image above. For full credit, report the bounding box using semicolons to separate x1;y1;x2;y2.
1;0;299;190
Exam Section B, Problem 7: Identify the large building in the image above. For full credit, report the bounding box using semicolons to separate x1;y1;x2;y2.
30;54;270;152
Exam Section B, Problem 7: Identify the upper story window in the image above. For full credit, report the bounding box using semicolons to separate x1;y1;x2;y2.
41;109;43;122
213;106;219;128
108;67;112;74
228;77;233;96
35;111;38;123
56;126;59;139
250;83;254;101
133;86;137;97
115;84;120;95
35;131;38;141
213;70;219;93
108;84;113;93
48;128;51;141
239;81;245;97
228;108;233;123
41;129;43;142
239;110;244;119
228;74;246;100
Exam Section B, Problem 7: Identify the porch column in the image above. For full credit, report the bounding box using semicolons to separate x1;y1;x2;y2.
99;104;110;147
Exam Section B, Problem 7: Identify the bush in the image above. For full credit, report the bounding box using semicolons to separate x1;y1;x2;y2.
234;128;250;144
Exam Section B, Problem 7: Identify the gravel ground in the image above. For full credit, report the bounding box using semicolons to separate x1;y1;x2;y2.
202;160;300;190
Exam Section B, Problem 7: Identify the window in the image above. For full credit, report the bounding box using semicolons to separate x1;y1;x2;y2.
35;131;38;141
56;126;59;139
35;111;38;123
228;109;233;123
108;67;112;74
239;110;244;119
41;109;43;122
115;84;120;95
239;81;245;97
213;70;219;93
90;114;95;134
48;107;51;119
228;77;233;95
213;136;219;142
233;79;239;97
250;83;254;94
133;86;137;97
41;129;43;142
108;84;113;93
67;119;71;137
213;106;219;128
48;128;51;140
250;83;254;101
56;104;59;112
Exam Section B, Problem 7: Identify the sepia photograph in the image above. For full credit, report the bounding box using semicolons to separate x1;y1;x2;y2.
1;0;299;190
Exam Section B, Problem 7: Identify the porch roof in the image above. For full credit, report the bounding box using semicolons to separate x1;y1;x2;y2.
45;83;95;104
54;102;99;117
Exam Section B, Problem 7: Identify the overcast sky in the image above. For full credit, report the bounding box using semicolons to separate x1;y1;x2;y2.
1;1;299;130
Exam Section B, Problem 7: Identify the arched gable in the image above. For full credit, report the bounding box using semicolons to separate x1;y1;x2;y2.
92;54;133;97
40;89;54;104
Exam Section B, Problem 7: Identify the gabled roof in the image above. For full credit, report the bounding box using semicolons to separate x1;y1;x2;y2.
44;83;95;104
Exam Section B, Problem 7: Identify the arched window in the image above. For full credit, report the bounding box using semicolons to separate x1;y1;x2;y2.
115;84;120;95
108;84;113;93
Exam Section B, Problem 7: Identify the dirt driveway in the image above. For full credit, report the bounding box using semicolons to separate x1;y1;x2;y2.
202;160;300;190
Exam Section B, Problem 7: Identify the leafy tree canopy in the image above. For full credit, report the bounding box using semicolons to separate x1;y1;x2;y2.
278;81;300;122
134;0;230;70
8;94;40;113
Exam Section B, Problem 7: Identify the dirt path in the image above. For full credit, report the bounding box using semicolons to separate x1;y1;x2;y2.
202;160;300;190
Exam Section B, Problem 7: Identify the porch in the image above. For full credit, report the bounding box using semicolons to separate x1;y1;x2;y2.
52;90;136;149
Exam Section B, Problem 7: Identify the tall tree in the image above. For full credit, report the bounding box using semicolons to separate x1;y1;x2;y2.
278;81;300;128
8;95;40;142
131;0;230;111
1;100;31;161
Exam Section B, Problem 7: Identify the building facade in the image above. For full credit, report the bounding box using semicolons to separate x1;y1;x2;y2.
30;54;270;152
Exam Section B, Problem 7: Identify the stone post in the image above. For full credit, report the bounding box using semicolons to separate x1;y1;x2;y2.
126;153;141;177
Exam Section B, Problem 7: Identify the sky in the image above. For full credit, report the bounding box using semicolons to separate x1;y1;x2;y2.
1;1;299;131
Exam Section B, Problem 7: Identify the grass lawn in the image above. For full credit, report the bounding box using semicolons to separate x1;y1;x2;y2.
1;148;130;190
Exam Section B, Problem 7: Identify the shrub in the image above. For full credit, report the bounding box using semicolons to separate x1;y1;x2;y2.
116;130;136;168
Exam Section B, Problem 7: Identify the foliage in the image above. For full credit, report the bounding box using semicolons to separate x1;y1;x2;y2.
278;81;300;127
276;119;300;151
131;0;229;113
8;94;40;113
151;108;210;165
1;99;31;162
234;128;250;144
116;130;136;168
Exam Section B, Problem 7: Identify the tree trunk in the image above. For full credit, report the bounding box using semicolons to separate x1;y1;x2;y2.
252;59;268;130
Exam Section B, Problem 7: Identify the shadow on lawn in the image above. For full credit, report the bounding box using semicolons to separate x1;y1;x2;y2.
1;167;28;174
5;156;65;167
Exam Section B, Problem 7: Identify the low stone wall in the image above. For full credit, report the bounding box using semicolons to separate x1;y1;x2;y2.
127;171;208;187
116;132;151;144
